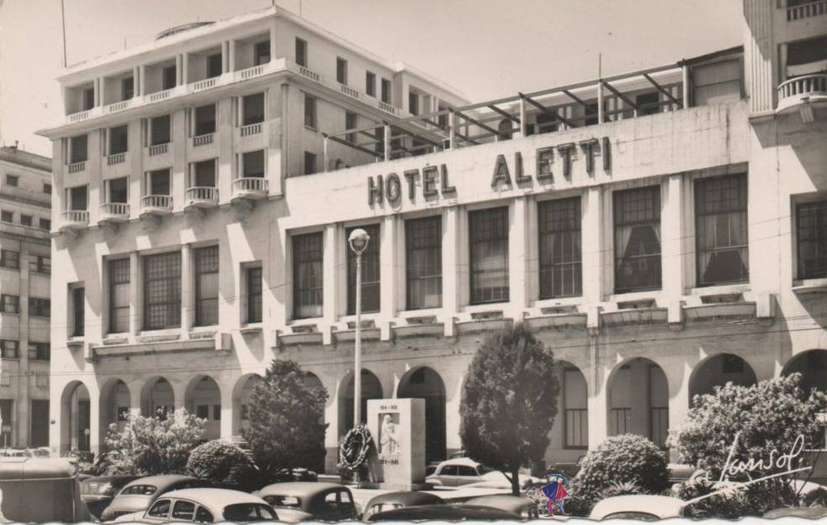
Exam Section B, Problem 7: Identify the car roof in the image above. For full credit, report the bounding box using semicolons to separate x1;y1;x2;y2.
435;457;480;468
465;495;531;511
259;481;346;496
368;504;516;521
123;474;195;488
162;488;267;508
365;491;444;507
590;495;684;519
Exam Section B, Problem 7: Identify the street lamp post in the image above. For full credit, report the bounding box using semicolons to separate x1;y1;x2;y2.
347;228;370;429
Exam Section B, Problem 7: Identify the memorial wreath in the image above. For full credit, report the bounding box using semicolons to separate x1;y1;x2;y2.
339;424;374;470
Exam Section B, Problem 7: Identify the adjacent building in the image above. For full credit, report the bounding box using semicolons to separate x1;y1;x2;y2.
0;145;52;449
38;1;826;473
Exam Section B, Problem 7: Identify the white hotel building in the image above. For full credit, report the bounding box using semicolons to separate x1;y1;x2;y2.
38;2;826;472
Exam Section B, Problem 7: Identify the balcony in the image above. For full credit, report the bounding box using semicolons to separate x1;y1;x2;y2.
777;74;827;121
60;210;89;232
67;161;86;174
105;99;133;114
232;177;268;201
193;133;214;147
99;202;130;224
787;0;826;20
148;143;169;156
107;152;126;165
240;123;262;137
185;186;219;210
147;88;176;103
140;195;173;216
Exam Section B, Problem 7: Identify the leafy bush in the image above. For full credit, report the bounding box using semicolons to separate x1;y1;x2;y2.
103;411;205;475
570;434;669;514
460;323;560;495
672;374;827;518
599;480;643;500
187;440;257;490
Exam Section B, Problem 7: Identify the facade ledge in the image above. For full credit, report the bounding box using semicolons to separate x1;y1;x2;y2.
102;335;129;345
683;302;757;322
92;337;216;358
455;317;513;336
190;327;218;339
278;331;324;347
66;337;85;350
792;278;827;294
239;324;263;335
392;323;444;339
137;330;180;343
601;307;668;327
334;327;381;343
524;312;588;331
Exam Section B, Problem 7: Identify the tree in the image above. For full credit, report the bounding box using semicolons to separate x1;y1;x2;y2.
187;440;258;491
460;323;559;495
103;410;205;475
243;360;328;481
672;373;827;518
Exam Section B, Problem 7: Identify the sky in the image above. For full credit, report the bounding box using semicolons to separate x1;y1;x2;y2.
0;0;742;157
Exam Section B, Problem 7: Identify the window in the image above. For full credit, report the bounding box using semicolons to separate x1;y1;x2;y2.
345;112;357;143
192;159;216;188
71;287;84;337
0;211;12;223
196;405;209;419
614;186;662;293
29;298;49;317
469;207;510;304
195;246;219;326
408;92;419;115
43;183;52;194
172;501;196;521
346;224;381;314
247;266;262;324
194;104;216;136
109;125;128;155
798;200;827;280
381;78;392;104
0;250;19;269
536;112;559;134
147;169;171;195
195;507;213;523
0;341;18;359
293;232;323;319
406;216;442;310
109;258;130;333
366;71;376;97
28;343;49;361
147;500;171;519
150;115;171;146
539;197;582;299
636;92;661;115
143;252;181;330
69;135;87;163
0;295;19;313
69;185;88;210
692;59;742;106
304;94;317;128
304;152;317;175
254;40;271;65
206;53;222;79
336;57;348;84
30;255;50;274
295;37;308;67
121;76;134;100
242;93;265;125
39;218;51;231
81;87;95;111
5;175;18;187
20;215;32;227
108;177;128;203
695;174;749;286
162;65;177;90
242;150;265;178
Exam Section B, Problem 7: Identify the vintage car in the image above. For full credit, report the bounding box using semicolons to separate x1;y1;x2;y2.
80;474;140;519
112;488;278;523
464;494;539;519
589;495;686;521
426;457;543;489
0;456;91;522
255;481;357;522
100;474;212;522
367;503;519;521
764;505;827;519
361;491;444;520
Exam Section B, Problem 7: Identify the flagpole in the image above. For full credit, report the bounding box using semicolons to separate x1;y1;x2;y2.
60;0;68;67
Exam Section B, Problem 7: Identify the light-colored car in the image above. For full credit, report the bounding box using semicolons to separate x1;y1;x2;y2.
425;457;542;489
256;481;357;523
589;495;686;521
464;495;539;519
100;474;212;522
113;488;277;523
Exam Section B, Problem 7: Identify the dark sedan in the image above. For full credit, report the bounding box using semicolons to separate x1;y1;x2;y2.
80;474;139;519
465;495;539;519
100;474;212;522
362;491;445;520
256;481;357;523
367;504;519;521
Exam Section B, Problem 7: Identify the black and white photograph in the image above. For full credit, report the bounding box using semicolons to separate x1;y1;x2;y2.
0;0;826;521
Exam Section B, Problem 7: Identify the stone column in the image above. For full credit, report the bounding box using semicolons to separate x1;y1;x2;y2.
322;224;339;344
508;197;529;316
662;175;686;324
18;242;31;447
228;40;236;72
587;338;608;449
379;215;398;340
219;384;234;440
442;207;461;336
181;244;194;338
582;187;604;328
139;65;146;96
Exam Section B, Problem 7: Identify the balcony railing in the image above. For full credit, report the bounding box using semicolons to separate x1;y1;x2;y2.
777;74;827;113
239;64;265;80
193;134;214;147
61;210;89;230
106;99;131;113
68;110;91;123
67;161;86;173
147;88;175;103
141;194;173;214
240;123;262;137
185;186;219;207
232;177;268;199
787;0;826;20
107;152;126;165
298;66;320;82
99;202;130;222
378;101;397;115
340;84;360;99
191;77;217;92
148;143;169;156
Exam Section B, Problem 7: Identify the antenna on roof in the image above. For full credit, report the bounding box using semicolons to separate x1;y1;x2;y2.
598;52;602;80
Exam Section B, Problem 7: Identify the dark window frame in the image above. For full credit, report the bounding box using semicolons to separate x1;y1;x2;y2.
292;232;324;320
194;246;219;327
694;174;749;286
71;287;85;337
109;258;130;334
143;251;181;330
613;186;662;293
538;197;583;299
295;37;308;67
796;199;827;280
0;250;19;270
0;294;19;314
246;266;263;324
405;216;442;310
469;207;510;305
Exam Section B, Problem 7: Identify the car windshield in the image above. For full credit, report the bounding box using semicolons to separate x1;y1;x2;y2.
223;503;278;521
263;495;301;508
121;484;157;496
